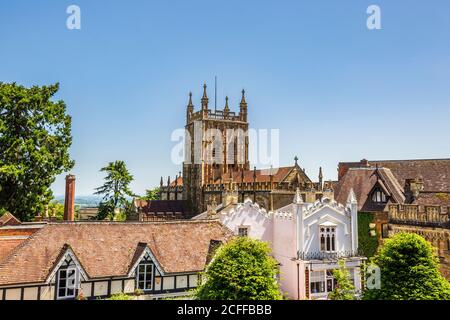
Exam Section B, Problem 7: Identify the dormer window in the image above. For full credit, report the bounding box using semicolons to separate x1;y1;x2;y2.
319;226;336;252
136;253;154;291
371;187;387;203
56;256;79;300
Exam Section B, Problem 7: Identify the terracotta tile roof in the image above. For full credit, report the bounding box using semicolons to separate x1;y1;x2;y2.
0;220;233;286
0;239;27;262
334;167;405;212
0;213;21;227
170;176;183;186
213;166;311;184
339;159;450;192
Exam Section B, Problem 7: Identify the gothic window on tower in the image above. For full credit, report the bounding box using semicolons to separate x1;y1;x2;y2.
319;226;336;252
371;187;387;203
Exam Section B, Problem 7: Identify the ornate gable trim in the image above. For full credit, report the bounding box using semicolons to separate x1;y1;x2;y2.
45;244;88;284
127;245;164;277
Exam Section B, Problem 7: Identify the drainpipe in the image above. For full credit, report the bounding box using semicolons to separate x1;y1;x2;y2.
297;263;300;300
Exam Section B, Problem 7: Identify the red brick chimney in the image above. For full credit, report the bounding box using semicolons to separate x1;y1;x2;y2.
64;174;76;221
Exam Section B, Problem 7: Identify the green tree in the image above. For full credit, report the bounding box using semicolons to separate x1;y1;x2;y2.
47;201;65;220
107;293;132;300
195;237;283;300
94;161;134;220
141;187;160;200
0;82;74;221
363;232;450;300
328;260;356;300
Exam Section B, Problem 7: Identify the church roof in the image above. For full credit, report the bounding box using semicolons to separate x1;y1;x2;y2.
212;166;312;185
134;200;189;214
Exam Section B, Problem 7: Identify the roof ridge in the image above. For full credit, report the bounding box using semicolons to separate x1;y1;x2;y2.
340;158;450;164
45;219;219;224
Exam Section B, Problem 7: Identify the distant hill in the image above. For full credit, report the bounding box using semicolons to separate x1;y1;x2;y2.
53;195;134;208
53;195;103;208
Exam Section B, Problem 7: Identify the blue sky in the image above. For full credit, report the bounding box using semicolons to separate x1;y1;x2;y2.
1;0;449;196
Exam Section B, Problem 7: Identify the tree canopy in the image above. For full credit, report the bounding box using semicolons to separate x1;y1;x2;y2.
94;160;134;220
363;232;450;300
141;187;160;201
328;260;356;300
195;237;283;300
0;82;74;221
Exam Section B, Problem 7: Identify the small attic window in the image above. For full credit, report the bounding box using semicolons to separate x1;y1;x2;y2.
136;252;154;291
371;187;387;203
56;256;79;300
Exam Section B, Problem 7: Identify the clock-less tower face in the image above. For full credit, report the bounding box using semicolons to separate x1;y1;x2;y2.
183;86;250;214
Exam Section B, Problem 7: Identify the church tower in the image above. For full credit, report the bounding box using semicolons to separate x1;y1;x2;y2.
183;84;250;214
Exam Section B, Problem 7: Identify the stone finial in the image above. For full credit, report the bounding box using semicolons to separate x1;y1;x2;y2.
293;187;303;204
294;156;299;166
240;89;247;105
347;188;357;204
201;83;209;109
187;92;193;108
224;96;230;117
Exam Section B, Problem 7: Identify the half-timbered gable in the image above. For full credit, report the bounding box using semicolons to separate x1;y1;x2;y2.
0;220;233;300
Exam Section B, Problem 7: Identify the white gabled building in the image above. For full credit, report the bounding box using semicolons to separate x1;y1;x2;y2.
212;188;365;300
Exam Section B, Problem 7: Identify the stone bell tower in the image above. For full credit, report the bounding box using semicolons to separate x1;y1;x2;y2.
183;84;250;214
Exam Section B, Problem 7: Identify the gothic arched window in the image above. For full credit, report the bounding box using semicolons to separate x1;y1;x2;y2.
319;226;337;252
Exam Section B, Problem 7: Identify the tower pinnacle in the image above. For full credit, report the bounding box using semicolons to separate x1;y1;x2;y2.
201;83;209;109
224;96;230;115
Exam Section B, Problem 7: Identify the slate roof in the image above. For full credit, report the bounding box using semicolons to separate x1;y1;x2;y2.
134;200;189;214
335;158;450;211
334;167;405;212
339;159;450;192
0;220;233;286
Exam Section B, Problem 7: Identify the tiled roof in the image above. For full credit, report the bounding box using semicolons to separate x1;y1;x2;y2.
339;159;450;192
334;167;405;212
0;212;21;227
170;176;183;186
134;200;189;214
0;221;233;286
0;239;27;262
413;192;450;207
213;166;311;184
